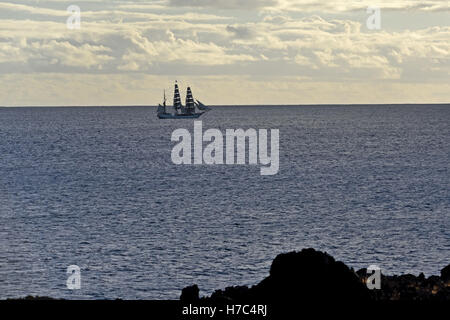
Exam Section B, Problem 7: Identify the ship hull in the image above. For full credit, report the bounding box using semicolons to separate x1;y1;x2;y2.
158;113;204;119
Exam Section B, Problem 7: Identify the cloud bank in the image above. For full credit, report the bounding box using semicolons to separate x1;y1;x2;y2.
0;0;448;105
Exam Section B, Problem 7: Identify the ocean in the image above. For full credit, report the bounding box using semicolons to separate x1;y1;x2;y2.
0;104;449;299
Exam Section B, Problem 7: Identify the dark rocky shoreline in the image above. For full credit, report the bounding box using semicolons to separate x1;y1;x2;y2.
181;248;450;303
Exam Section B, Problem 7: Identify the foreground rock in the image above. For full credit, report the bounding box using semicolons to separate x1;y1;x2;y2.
181;248;449;303
6;296;59;300
357;270;450;301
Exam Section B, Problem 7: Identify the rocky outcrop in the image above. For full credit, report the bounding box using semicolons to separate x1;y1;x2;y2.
181;248;449;303
441;264;450;282
361;272;450;301
180;285;200;302
7;296;59;300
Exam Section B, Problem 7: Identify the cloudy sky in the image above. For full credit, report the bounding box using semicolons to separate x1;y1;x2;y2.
0;0;449;106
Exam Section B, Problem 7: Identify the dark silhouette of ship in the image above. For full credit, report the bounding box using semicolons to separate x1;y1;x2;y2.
157;81;211;119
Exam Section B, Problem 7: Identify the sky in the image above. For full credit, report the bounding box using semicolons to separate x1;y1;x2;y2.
0;0;449;106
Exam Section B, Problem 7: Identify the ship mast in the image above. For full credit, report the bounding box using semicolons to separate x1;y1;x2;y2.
173;80;182;114
185;87;195;115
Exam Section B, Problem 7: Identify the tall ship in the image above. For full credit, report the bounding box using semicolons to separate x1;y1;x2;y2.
157;81;211;119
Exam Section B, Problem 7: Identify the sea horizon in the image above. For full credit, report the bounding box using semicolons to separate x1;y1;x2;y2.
1;103;450;108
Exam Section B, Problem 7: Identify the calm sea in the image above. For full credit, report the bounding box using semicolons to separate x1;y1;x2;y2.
0;105;449;299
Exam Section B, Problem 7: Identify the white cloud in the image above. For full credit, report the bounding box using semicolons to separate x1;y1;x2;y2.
166;0;450;12
272;0;450;13
168;0;277;10
0;0;448;104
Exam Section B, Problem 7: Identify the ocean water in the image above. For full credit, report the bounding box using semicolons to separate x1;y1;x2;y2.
0;105;449;299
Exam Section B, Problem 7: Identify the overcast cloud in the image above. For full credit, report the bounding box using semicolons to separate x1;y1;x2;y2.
0;0;448;105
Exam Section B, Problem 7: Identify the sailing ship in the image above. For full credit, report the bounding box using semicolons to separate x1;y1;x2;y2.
157;81;211;119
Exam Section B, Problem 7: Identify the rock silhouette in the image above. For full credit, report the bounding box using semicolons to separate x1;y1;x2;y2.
441;264;450;282
181;248;449;303
180;284;200;302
